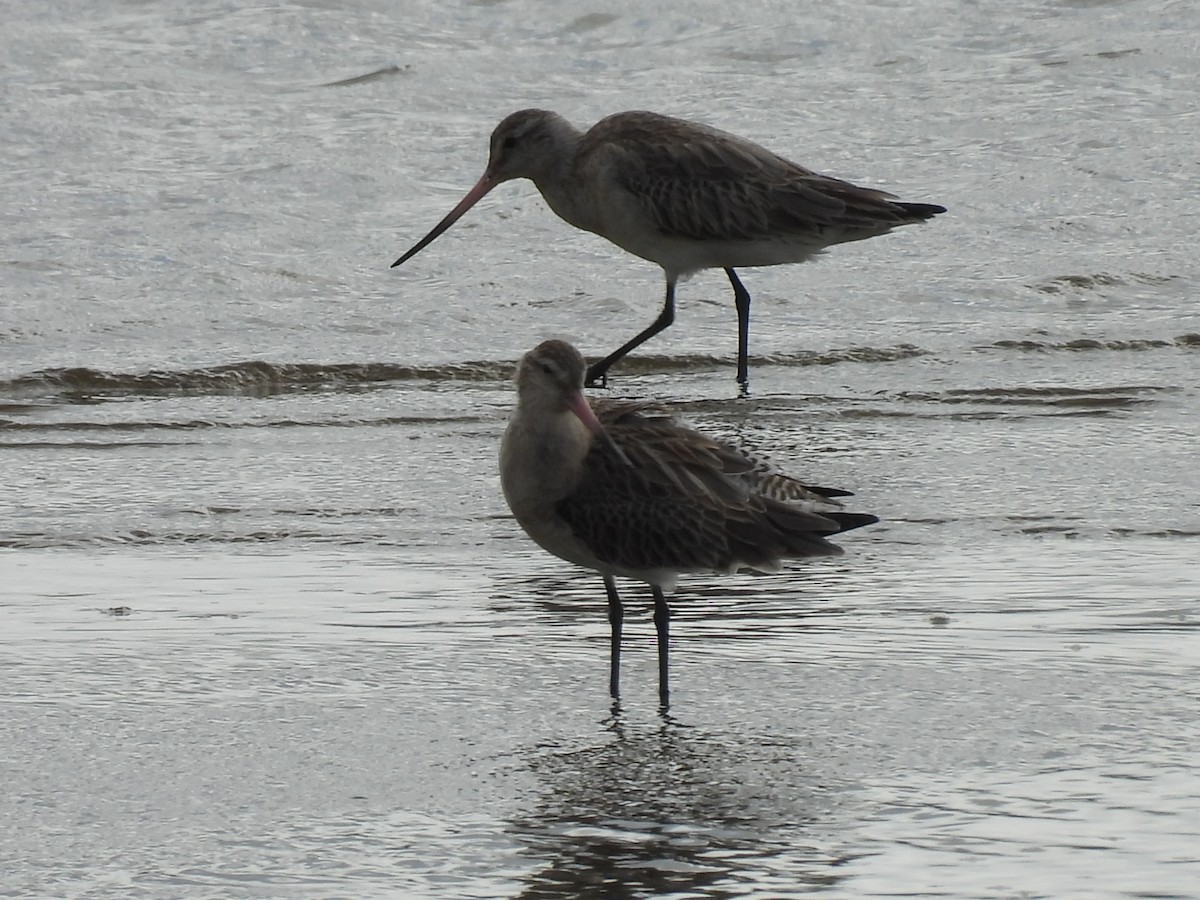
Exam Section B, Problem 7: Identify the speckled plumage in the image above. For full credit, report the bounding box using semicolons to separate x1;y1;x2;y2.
499;339;877;707
395;109;946;388
578;110;939;250
557;398;872;581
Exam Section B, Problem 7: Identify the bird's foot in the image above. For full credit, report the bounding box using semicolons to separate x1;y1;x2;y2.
584;369;609;390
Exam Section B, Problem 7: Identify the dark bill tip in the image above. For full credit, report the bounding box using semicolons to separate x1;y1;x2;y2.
389;171;499;269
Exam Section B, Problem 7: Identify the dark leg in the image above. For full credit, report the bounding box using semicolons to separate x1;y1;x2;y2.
585;279;677;387
651;586;671;710
725;268;752;390
603;575;623;702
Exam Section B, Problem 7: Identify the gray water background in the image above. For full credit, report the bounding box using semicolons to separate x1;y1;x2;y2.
2;0;1199;897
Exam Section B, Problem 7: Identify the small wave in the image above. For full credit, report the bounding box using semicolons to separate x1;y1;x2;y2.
1018;525;1200;540
0;414;482;436
0;531;305;549
1031;272;1179;294
0;347;927;402
0;359;514;401
842;383;1170;420
0;529;404;550
0;439;204;448
986;334;1199;352
0;502;427;549
320;64;411;88
600;344;928;375
928;385;1169;406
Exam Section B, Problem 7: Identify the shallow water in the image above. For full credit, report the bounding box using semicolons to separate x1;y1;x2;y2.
3;0;1199;897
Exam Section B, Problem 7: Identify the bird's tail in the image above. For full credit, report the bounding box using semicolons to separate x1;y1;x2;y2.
826;511;880;534
896;201;947;221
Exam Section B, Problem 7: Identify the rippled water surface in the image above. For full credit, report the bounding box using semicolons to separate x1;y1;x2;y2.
3;0;1199;897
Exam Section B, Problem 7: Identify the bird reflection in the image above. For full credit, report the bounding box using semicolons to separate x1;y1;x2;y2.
505;719;848;898
490;565;865;646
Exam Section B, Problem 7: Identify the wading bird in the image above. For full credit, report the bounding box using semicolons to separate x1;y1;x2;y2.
394;110;945;390
499;339;878;708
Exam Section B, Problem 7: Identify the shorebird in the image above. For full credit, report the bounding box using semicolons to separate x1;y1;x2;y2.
499;339;878;708
393;109;946;389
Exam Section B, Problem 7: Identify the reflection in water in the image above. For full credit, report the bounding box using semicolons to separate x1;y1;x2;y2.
490;563;868;636
507;718;855;898
486;563;872;717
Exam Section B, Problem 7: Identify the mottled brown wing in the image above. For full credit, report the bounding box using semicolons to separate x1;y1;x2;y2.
556;410;849;574
598;112;934;243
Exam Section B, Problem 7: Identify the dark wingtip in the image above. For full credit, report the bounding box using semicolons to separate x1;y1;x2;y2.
806;484;854;499
899;202;947;221
831;512;880;533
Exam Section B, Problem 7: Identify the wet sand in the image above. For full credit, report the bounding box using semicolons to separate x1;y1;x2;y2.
4;494;1198;897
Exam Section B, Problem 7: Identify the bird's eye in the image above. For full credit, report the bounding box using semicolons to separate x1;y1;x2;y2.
539;363;553;375
501;135;518;150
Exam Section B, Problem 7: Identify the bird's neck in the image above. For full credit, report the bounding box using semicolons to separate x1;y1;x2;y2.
536;179;595;234
500;404;594;513
522;123;599;234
